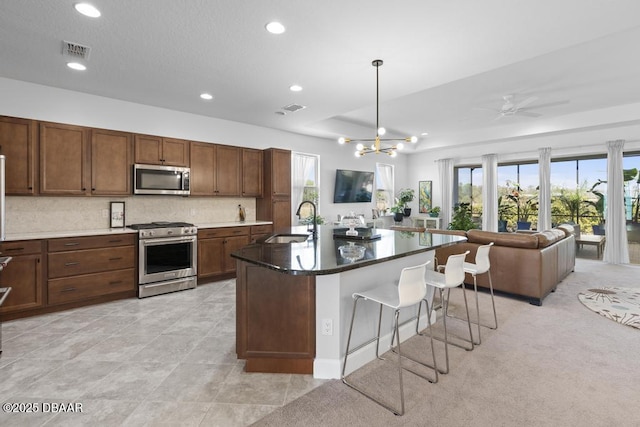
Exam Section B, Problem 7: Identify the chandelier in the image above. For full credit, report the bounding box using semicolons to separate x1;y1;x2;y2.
338;59;417;157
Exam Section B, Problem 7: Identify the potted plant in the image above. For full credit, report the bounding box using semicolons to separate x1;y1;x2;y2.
390;203;405;222
448;203;477;231
506;181;538;230
397;188;415;217
497;195;514;232
428;206;441;218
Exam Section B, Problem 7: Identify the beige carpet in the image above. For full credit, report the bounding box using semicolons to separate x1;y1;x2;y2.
252;259;640;427
578;287;640;329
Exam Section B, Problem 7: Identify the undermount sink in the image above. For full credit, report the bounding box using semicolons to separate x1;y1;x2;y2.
264;234;310;244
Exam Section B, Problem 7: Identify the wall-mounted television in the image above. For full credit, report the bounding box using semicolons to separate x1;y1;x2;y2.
333;169;374;203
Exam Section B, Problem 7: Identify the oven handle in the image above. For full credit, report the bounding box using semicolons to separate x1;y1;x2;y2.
140;236;197;246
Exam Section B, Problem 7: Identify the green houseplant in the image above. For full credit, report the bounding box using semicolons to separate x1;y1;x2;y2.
448;203;477;231
397;188;415;217
429;206;441;217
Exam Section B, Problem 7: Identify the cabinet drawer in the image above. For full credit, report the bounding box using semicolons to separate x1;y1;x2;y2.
250;225;273;235
0;240;43;256
48;234;136;252
48;268;135;305
48;246;135;278
198;227;249;239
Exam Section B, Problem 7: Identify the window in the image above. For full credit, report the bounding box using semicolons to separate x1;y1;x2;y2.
497;162;539;229
292;152;320;222
455;166;483;219
375;163;394;212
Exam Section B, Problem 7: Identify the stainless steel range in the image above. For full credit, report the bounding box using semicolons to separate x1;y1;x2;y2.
128;222;198;298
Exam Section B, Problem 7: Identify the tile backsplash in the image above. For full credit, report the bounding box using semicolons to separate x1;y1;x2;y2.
6;196;257;233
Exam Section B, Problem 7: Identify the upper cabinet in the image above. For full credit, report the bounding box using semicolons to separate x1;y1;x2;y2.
242;148;263;197
39;122;90;196
0;116;38;195
134;134;189;167
266;148;291;197
189;142;241;196
91;129;133;196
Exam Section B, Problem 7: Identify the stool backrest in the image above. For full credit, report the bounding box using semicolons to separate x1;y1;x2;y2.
397;260;431;307
475;242;493;274
444;251;469;287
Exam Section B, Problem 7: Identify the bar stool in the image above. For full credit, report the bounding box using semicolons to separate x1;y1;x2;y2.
419;251;473;374
342;261;438;416
463;242;497;345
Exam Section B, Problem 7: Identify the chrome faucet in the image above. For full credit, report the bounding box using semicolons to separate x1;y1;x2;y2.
296;201;317;238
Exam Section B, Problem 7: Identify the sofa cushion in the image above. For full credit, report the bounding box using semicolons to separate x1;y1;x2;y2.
536;229;567;247
467;229;539;249
556;224;576;237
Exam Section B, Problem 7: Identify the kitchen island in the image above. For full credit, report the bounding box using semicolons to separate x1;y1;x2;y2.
231;225;466;379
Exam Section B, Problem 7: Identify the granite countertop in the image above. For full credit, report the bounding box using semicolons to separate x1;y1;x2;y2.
231;225;467;276
2;221;273;241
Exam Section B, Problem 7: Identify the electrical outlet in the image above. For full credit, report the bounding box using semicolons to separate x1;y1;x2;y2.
321;318;333;336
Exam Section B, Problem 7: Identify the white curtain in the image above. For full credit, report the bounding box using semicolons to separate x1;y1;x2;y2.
538;147;552;231
603;140;630;264
482;154;498;231
438;158;454;228
376;163;394;212
292;153;316;221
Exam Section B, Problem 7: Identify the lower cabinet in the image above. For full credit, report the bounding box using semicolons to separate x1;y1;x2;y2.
0;240;44;314
250;224;273;243
198;227;251;280
47;234;136;306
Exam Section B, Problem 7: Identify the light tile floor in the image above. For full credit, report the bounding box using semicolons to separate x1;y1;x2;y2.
0;279;327;426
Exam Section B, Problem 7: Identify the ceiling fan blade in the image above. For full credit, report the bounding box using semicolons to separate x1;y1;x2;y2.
514;96;538;109
517;111;542;118
525;100;570;110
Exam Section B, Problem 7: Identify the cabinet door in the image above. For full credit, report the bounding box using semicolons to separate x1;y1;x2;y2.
242;148;263;197
0;254;43;313
0;116;37;195
39;122;90;195
272;198;292;233
223;235;250;273
271;149;291;197
91;129;133;195
197;238;225;278
189;142;216;196
215;145;241;196
134;134;163;165
161;138;190;167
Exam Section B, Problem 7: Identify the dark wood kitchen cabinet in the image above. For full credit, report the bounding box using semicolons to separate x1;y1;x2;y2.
47;234;136;306
257;148;291;233
91;129;133;195
0;240;44;315
197;227;250;280
242;148;263;197
250;224;273;243
134;134;190;166
0;116;38;195
39;122;90;195
190;142;241;196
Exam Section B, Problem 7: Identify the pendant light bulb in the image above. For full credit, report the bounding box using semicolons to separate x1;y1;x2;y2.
377;127;386;136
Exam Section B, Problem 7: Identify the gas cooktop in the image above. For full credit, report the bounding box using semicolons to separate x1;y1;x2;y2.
128;221;195;230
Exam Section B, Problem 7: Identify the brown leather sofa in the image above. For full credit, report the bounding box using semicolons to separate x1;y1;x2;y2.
429;225;576;305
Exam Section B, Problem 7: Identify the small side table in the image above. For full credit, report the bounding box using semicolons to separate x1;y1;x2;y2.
412;216;441;230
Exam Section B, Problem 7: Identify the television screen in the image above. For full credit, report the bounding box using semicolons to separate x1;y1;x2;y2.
333;169;374;203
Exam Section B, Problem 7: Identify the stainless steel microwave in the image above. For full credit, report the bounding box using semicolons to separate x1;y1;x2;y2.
133;164;190;195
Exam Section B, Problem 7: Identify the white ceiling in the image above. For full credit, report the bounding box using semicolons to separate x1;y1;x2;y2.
1;0;640;153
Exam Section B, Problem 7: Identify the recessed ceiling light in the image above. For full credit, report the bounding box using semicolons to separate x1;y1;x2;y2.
200;93;213;100
289;85;302;92
66;62;87;71
74;3;101;18
265;22;285;34
421;132;429;136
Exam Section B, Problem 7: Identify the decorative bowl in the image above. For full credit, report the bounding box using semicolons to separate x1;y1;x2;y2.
339;244;366;263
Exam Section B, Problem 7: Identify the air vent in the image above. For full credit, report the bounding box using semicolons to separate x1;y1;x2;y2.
62;40;91;60
282;104;306;113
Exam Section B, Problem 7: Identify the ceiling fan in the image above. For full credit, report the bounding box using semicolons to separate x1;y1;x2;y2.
480;94;569;120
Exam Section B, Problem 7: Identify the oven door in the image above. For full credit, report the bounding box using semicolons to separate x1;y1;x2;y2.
139;235;197;285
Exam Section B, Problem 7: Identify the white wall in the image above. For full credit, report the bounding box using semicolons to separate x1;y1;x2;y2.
0;77;410;232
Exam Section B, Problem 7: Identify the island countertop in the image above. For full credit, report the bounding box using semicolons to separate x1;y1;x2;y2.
231;225;467;276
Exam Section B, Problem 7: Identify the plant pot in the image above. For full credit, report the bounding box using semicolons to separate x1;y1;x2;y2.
393;212;404;222
429;212;439;218
403;208;412;217
516;221;531;230
498;219;508;232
